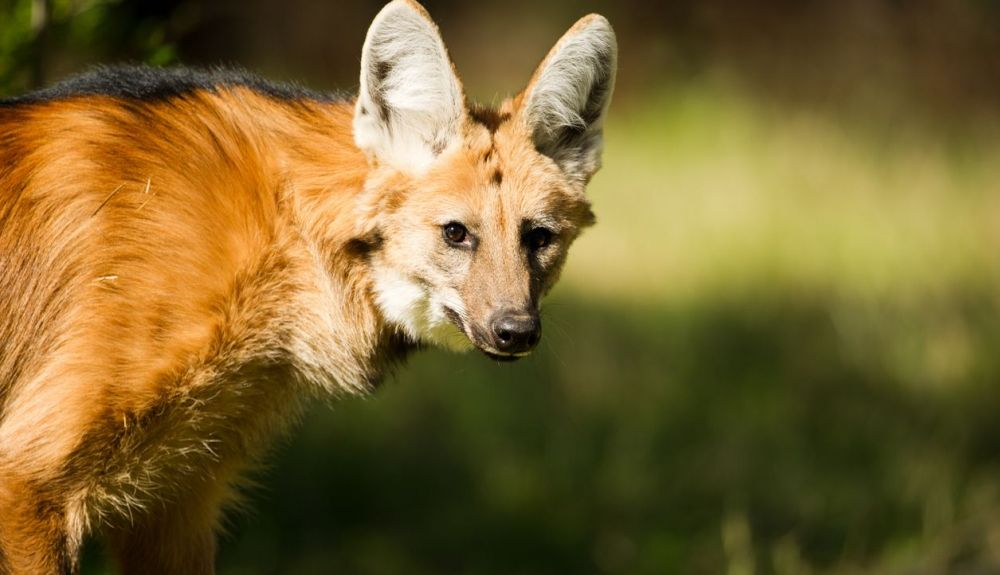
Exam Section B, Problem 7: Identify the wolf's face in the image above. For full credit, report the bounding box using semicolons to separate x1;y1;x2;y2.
353;0;615;360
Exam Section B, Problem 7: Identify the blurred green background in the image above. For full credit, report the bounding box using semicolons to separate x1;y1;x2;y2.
3;0;1000;573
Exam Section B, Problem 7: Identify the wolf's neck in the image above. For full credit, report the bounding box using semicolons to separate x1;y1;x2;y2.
269;99;410;393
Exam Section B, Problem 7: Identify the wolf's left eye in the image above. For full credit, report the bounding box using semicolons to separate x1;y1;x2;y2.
525;227;554;251
443;222;469;245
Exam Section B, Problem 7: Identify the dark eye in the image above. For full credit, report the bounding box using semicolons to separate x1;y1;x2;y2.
525;227;554;251
443;222;468;245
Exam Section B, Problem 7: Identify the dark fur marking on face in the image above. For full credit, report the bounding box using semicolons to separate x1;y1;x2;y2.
527;258;548;300
468;105;511;135
491;169;503;185
344;233;384;260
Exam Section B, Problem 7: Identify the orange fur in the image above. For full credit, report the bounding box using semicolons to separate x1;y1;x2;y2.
0;89;380;573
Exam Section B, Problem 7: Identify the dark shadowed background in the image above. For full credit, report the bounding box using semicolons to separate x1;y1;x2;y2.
3;0;1000;573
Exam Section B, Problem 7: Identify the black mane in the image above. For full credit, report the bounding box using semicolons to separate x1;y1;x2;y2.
0;64;345;106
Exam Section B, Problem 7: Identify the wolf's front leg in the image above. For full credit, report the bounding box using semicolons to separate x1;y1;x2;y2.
107;484;225;575
110;524;216;575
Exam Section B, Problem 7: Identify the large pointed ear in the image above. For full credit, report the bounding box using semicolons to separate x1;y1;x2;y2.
354;0;464;172
519;15;617;184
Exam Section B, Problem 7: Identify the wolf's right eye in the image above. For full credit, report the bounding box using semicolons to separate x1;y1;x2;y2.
525;227;554;251
443;222;468;245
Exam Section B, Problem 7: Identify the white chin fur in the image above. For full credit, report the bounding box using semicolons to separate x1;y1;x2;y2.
373;268;473;352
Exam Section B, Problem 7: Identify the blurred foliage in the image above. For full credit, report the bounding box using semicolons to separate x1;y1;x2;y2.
0;0;33;90
3;1;999;573
0;0;176;95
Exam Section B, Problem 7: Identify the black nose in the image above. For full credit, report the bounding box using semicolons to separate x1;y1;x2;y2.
490;311;541;354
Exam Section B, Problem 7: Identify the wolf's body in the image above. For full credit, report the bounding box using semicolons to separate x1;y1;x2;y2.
0;1;615;572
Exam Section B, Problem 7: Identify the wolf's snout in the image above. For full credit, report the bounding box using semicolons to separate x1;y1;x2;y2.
490;311;541;354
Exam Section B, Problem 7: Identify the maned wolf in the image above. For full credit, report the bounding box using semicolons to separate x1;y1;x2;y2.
0;1;616;572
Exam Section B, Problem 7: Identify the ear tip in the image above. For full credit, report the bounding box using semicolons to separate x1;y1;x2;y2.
576;14;615;36
363;0;443;57
568;14;618;54
579;13;611;25
377;0;434;23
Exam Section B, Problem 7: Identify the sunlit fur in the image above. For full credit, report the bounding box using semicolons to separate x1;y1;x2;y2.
0;1;615;572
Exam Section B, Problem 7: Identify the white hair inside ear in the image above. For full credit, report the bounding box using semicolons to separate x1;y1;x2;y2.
522;15;617;184
353;0;465;173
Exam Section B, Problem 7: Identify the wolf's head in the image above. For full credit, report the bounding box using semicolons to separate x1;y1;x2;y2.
353;0;616;361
